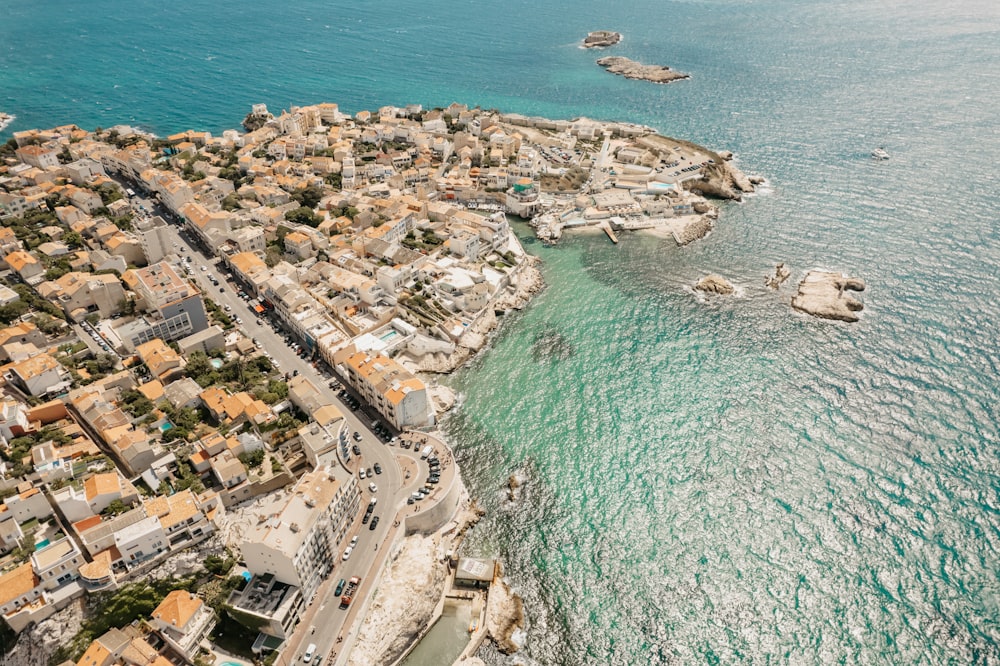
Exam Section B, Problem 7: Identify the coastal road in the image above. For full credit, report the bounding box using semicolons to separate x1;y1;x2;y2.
125;191;424;662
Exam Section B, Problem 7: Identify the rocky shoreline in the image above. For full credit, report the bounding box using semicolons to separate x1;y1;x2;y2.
596;56;689;84
411;259;544;375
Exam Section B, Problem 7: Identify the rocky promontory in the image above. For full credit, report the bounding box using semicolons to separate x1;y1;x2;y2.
583;31;621;48
791;271;866;322
596;56;689;84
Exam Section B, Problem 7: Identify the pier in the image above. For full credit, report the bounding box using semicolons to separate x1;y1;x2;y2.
598;220;619;244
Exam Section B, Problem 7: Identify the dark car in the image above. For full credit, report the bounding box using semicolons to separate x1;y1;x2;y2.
334;579;346;596
368;516;380;531
362;512;370;524
352;431;362;442
352;444;361;456
373;463;382;475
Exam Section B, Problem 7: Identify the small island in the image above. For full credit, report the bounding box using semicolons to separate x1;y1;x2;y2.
792;271;866;322
597;56;690;84
583;31;622;48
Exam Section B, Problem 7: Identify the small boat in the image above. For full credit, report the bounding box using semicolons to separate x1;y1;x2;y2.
871;147;889;161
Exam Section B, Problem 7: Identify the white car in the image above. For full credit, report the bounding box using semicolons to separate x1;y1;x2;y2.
200;266;207;272
342;547;353;561
358;468;366;480
350;535;358;548
368;482;378;493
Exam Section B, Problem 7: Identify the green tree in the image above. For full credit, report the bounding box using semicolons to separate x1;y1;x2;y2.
284;206;320;228
102;499;129;516
291;184;324;209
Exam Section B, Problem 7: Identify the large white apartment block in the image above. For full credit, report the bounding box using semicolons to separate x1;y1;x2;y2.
241;466;360;598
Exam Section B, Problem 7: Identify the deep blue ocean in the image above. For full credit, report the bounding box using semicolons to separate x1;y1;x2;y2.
4;0;1000;663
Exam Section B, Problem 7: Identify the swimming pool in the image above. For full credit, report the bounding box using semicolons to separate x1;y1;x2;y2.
35;539;50;550
160;422;173;432
210;358;224;369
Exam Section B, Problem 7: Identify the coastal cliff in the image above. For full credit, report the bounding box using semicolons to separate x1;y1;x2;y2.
596;56;690;84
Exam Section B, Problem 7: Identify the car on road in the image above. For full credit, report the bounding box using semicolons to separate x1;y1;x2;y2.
362;512;370;524
303;643;317;663
200;266;207;272
368;482;378;493
342;547;353;561
373;463;382;475
369;516;380;530
352;431;362;441
350;535;359;548
334;579;346;596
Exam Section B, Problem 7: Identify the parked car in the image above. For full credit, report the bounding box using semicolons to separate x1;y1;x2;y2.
368;516;380;530
373;463;382;475
352;444;361;456
342;547;353;561
334;579;346;596
368;482;378;493
359;469;366;480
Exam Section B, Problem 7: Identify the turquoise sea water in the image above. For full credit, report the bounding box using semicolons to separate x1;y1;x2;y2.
4;0;1000;663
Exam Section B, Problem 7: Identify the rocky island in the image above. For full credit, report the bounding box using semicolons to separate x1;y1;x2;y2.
582;31;622;48
792;271;866;322
597;56;690;84
694;274;735;295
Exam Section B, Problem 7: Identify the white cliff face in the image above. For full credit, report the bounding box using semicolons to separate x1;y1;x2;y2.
347;535;449;666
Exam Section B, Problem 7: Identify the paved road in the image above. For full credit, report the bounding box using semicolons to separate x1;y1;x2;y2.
125;190;416;663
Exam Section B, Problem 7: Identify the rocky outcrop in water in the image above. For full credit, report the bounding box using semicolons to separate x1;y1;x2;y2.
765;263;791;289
791;271;866;322
596;56;690;84
507;471;527;503
583;31;622;48
694;274;735;295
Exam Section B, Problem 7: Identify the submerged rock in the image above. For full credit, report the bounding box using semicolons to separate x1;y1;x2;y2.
583;31;621;48
791;270;866;322
694;274;735;295
532;326;574;361
765;262;791;289
596;56;690;84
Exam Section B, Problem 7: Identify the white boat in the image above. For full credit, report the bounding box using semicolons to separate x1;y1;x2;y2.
871;147;890;161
